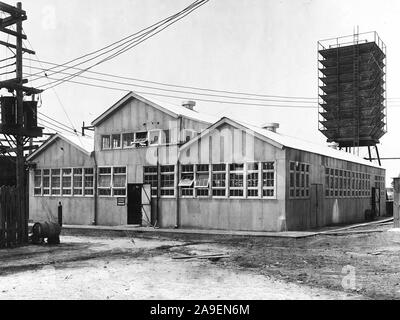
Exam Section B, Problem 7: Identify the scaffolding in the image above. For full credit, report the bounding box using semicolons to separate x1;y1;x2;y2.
318;31;387;162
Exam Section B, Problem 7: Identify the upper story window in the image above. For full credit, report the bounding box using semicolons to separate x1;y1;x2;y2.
102;135;111;150
112;134;121;149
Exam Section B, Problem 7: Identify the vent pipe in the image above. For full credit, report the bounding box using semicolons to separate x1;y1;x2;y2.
262;123;280;133
182;100;196;110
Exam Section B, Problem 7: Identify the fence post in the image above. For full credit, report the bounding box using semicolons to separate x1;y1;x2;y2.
393;178;400;229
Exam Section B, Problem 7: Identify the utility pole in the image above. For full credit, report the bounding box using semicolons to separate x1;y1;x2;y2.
0;1;43;244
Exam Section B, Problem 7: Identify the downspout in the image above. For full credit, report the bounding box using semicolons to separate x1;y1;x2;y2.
175;116;183;228
156;146;160;227
92;151;98;226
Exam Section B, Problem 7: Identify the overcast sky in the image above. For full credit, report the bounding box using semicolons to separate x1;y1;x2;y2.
2;0;400;185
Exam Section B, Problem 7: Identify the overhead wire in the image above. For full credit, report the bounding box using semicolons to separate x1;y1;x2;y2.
39;0;209;91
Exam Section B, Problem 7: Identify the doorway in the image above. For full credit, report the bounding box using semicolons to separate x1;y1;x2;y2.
127;184;142;225
310;184;323;228
371;187;381;218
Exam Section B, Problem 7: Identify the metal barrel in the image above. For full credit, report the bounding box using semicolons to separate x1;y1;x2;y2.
32;221;61;239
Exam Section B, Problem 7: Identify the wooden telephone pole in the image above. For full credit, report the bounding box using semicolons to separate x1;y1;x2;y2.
0;1;43;243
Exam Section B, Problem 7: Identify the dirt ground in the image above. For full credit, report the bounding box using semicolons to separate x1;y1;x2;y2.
0;224;399;300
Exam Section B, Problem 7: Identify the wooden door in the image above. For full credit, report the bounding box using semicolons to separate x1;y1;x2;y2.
310;184;323;228
127;184;142;225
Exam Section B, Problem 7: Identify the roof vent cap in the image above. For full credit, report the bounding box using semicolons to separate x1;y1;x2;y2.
182;100;196;110
262;122;279;133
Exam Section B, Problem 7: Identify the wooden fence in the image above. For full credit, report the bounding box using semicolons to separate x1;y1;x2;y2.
0;186;25;248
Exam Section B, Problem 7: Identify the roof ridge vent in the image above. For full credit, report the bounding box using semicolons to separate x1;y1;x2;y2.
262;122;279;133
182;100;196;111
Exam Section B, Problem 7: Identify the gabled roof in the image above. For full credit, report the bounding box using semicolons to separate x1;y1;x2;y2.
91;91;219;127
180;117;383;169
27;133;94;161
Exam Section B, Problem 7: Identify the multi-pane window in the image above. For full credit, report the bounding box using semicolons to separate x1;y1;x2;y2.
34;170;42;196
43;169;50;195
73;168;83;195
229;163;244;197
34;167;94;197
51;169;61;195
62;169;72;196
144;166;158;197
325;168;330;197
102;135;111;150
262;162;275;198
98;167;112;196
212;164;227;197
289;162;309;199
98;167;126;197
84;168;94;196
195;164;210;197
179;165;194;197
247;163;259;198
122;133;135;148
113;167;127;196
160;165;175;197
112;134;121;149
134;132;149;148
325;168;374;199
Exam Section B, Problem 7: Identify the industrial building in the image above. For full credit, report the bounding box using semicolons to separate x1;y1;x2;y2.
27;91;386;232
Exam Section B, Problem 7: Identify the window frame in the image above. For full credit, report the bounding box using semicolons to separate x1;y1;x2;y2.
101;135;111;150
144;166;158;198
34;169;42;196
50;168;61;196
212;163;227;198
160;165;175;198
179;164;194;197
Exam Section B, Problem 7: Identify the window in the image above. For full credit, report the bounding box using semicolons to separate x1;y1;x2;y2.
135;132;148;148
113;167;127;196
325;168;330;197
112;134;121;149
212;164;227;197
62;169;72;195
229;163;244;197
247;162;259;197
43;169;50;195
195;164;210;197
123;133;135;148
160;165;175;196
98;167;112;196
102;135;111;150
149;130;161;146
263;162;276;198
144;166;158;197
179;165;194;197
34;170;42;196
73;168;83;195
51;169;61;195
289;162;309;199
84;168;94;196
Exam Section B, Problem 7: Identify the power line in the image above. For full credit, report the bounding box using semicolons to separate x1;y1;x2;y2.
24;65;319;104
24;57;400;102
37;111;78;132
40;0;210;91
27;0;205;81
22;35;82;139
24;71;400;110
28;0;208;91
